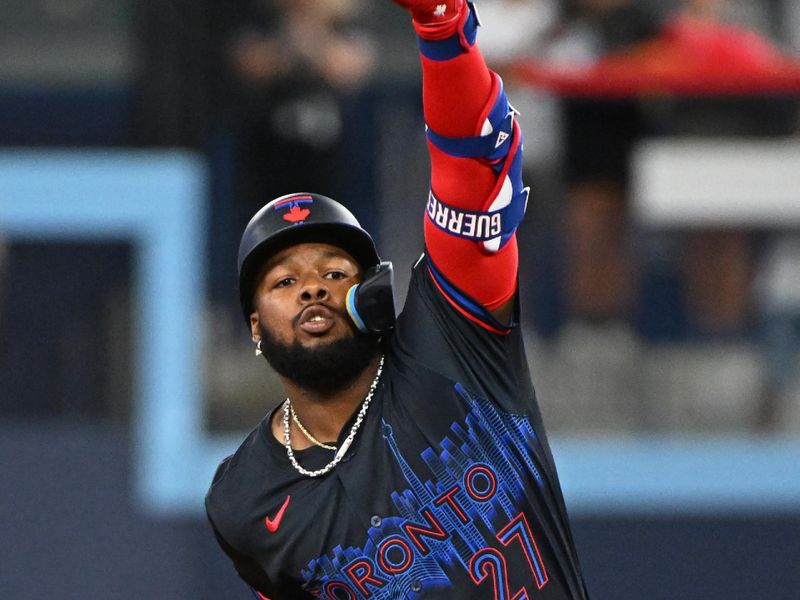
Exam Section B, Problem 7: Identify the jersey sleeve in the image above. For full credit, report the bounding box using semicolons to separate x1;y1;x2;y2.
206;459;279;598
390;256;536;417
207;511;277;598
211;519;276;595
416;1;529;323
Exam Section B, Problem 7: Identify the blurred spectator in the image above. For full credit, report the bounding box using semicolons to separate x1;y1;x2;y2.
557;0;670;327
225;0;375;215
539;0;793;338
756;237;800;429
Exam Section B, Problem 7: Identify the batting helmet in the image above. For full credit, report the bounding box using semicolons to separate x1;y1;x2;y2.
238;192;381;324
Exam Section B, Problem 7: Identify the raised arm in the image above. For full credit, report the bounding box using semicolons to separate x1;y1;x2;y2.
395;0;528;330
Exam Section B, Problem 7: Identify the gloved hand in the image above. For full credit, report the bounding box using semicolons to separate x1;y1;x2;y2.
392;0;465;27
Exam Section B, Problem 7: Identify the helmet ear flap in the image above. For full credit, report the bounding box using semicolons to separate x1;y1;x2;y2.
346;262;396;334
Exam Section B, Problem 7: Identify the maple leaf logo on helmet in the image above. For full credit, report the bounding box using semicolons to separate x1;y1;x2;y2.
273;194;314;224
283;205;311;223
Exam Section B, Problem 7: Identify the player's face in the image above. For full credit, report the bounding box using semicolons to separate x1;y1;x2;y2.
250;242;362;348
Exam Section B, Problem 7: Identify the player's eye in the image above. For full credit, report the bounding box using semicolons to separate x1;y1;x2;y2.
275;277;295;288
325;271;347;280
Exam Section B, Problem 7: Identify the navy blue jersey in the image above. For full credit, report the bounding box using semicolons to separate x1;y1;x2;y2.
206;258;589;599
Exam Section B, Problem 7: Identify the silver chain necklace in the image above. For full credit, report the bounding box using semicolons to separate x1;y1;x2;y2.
282;355;384;478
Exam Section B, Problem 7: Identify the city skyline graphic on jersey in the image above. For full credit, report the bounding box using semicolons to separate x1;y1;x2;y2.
301;383;550;599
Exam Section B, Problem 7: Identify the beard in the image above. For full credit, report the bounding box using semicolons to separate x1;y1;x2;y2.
258;322;381;396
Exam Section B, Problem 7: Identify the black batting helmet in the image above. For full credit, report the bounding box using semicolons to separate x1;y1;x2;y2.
238;192;380;324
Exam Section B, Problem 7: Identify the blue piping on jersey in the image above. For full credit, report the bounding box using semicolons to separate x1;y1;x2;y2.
426;255;512;333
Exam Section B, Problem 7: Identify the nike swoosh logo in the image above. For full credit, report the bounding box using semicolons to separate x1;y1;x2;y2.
264;496;291;533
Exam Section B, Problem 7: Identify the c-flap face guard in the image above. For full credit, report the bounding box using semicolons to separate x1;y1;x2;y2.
346;261;396;334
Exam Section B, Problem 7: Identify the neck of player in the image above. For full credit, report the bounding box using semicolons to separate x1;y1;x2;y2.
271;354;382;449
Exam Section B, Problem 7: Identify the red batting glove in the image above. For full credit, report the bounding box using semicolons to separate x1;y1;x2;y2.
393;0;466;32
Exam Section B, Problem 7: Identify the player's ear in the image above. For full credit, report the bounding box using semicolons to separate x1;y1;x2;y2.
249;312;260;340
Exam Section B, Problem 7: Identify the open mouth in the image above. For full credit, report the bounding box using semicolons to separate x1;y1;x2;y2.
297;304;336;335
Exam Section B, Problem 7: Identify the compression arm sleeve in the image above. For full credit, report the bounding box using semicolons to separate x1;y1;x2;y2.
415;2;526;322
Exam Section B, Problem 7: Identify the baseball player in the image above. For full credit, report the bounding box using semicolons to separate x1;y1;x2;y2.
206;1;590;598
